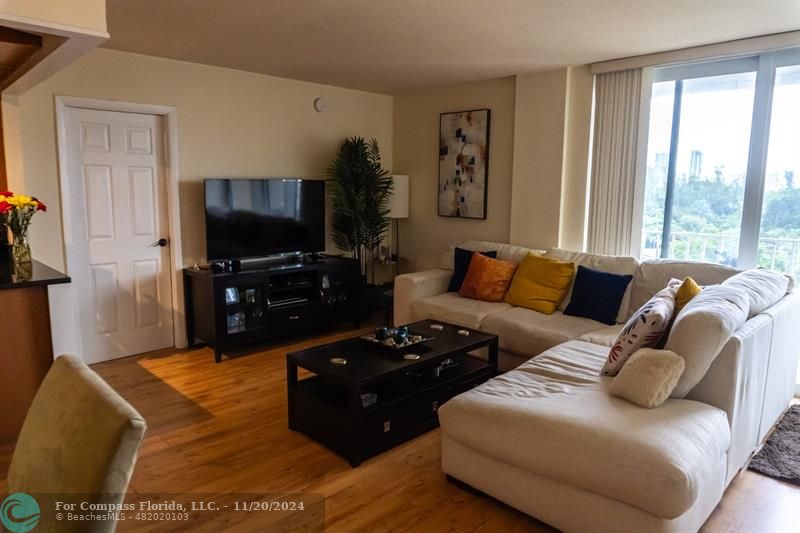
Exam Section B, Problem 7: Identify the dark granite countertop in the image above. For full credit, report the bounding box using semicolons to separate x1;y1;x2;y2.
0;259;71;290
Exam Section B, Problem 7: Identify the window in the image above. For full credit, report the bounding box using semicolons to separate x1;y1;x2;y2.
641;49;800;278
758;64;800;275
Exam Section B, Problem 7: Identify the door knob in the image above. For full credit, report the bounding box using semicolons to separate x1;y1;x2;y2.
150;238;168;247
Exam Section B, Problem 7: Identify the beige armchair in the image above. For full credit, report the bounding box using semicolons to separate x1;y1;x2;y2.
5;355;146;532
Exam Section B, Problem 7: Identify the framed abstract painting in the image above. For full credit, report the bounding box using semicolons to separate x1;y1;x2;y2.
438;108;490;219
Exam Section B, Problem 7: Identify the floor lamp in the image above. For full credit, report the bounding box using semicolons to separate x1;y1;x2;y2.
387;175;409;280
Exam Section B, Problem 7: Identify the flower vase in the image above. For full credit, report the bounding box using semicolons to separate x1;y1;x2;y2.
12;232;32;280
0;224;9;256
0;225;9;276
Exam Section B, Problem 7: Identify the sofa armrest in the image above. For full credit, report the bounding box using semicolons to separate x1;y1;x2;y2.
394;269;452;326
686;290;800;485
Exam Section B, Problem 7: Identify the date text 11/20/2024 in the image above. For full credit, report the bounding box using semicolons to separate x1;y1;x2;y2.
54;500;306;512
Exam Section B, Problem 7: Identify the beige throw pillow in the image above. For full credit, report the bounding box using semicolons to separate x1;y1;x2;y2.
665;285;749;398
610;349;686;408
722;268;790;318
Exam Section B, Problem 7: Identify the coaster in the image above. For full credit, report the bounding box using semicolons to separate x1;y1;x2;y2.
329;357;347;366
403;353;421;361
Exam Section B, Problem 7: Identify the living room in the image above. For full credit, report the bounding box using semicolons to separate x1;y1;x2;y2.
0;1;798;532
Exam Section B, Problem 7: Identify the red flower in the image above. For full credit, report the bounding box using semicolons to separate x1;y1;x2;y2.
0;191;12;197
0;201;11;214
32;197;46;212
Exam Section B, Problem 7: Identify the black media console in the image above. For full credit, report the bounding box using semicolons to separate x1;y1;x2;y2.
184;256;360;362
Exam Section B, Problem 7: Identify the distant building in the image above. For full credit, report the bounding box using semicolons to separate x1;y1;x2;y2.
690;149;703;178
655;152;668;171
654;152;669;180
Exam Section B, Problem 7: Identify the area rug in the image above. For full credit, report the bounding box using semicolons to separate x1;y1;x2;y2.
748;404;800;486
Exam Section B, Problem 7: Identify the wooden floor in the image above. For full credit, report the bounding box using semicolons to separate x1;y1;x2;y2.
2;325;799;532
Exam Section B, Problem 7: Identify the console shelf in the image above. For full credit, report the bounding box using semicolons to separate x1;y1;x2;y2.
184;257;360;362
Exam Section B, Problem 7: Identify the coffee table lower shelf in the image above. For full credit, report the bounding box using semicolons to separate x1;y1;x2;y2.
287;352;495;467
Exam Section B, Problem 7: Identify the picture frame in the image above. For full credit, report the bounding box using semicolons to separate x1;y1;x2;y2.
438;109;491;219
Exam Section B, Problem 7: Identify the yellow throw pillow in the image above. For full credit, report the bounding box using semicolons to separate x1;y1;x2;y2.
504;254;575;314
675;277;702;314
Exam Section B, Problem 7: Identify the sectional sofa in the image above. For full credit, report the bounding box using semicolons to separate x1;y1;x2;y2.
394;240;800;532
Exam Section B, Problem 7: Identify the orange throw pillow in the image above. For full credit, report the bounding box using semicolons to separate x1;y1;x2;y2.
458;252;517;302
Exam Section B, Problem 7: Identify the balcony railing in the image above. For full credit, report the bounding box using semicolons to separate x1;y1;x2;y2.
642;230;800;277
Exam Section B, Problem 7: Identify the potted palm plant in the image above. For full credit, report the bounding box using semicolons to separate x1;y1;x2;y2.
326;137;393;318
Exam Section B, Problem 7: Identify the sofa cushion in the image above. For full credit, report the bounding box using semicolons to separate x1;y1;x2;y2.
438;340;730;519
409;292;511;330
665;285;750;398
448;247;497;292
544;248;638;322
504;254;575;314
481;306;605;357
577;324;624;346
564;266;633;325
440;240;541;270
629;259;738;320
459;253;517;302
721;268;790;318
602;285;676;376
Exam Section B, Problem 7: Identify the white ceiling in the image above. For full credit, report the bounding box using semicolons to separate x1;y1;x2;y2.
104;0;800;94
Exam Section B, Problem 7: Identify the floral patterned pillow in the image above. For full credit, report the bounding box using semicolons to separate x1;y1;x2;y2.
602;285;677;376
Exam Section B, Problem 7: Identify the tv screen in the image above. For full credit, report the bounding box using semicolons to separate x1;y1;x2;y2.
204;178;325;260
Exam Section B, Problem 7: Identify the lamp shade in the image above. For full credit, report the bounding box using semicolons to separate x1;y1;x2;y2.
387;175;409;219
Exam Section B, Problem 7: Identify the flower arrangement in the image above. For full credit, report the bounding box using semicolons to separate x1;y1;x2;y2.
0;190;46;269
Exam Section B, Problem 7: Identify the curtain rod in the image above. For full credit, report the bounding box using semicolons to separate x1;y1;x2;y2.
590;30;800;74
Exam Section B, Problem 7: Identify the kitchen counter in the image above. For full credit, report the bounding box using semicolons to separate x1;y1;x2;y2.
0;258;71;444
0;259;71;290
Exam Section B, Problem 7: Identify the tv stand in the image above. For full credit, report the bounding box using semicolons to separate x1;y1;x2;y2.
184;257;360;362
305;252;323;264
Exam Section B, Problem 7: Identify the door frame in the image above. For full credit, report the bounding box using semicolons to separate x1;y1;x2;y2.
53;95;187;360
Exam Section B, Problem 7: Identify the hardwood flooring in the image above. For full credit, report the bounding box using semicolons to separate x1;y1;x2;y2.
1;325;799;532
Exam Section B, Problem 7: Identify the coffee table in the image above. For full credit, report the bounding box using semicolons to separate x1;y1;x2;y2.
286;319;498;466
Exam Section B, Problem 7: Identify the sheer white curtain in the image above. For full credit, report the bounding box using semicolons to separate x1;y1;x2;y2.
587;68;645;256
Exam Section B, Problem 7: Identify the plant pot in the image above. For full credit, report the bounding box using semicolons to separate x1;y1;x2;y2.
357;284;383;321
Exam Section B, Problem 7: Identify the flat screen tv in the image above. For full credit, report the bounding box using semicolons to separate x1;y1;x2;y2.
204;178;325;260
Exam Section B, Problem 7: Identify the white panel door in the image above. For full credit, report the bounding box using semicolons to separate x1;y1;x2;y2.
64;107;173;362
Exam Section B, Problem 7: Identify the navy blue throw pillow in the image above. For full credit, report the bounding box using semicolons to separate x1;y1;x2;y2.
448;248;498;292
564;265;633;325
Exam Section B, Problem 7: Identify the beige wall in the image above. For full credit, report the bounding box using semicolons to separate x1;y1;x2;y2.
508;67;594;253
0;0;106;33
8;46;593;274
4;48;393;271
393;77;516;271
509;69;567;250
559;65;594;251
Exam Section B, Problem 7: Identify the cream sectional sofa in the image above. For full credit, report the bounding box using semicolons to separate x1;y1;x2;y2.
394;240;800;533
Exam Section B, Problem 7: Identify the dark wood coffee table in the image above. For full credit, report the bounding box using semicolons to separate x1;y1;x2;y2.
286;319;498;466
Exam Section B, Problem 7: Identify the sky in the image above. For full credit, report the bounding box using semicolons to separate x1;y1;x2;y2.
646;64;800;192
